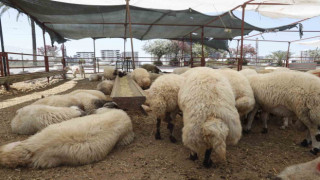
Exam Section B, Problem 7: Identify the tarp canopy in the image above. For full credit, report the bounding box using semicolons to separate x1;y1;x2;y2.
1;0;300;50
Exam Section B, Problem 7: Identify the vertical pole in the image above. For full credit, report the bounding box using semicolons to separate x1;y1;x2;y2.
43;28;49;83
22;53;24;72
93;39;96;73
286;42;291;68
182;39;184;67
0;17;7;76
239;4;246;71
190;33;193;67
201;26;205;66
61;43;66;79
236;39;240;66
5;52;9;75
123;38;126;71
0;52;3;77
126;0;135;69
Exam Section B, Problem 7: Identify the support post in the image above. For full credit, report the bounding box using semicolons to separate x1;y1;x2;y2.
190;33;193;67
239;4;246;71
123;38;126;71
0;17;7;76
126;0;135;69
236;39;240;69
201;26;205;66
93;39;96;73
286;42;291;67
61;43;66;79
43;28;49;83
182;38;184;67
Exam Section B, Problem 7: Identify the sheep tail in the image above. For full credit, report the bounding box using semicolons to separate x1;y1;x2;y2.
0;141;32;168
202;118;229;161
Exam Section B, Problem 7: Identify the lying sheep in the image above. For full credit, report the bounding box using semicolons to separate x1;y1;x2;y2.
11;105;84;135
131;68;151;89
247;71;320;155
144;74;184;143
0;108;134;168
179;69;241;167
277;156;320;180
141;64;161;74
97;80;114;95
103;66;116;80
72;92;107;113
32;95;83;110
69;89;107;100
89;74;103;81
173;67;191;75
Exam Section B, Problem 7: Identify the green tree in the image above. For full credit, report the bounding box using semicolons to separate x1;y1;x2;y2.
37;45;60;57
143;40;172;65
266;50;292;66
0;3;37;65
308;48;320;64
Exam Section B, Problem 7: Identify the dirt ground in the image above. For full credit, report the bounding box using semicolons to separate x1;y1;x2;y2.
0;78;317;180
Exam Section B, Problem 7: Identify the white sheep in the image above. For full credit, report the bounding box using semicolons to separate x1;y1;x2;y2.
71;92;107;113
32;94;83;110
239;69;258;77
65;65;85;78
149;72;162;83
0;108;134;168
89;74;103;81
277;156;320;180
103;66;116;80
97;80;114;95
69;89;107;100
179;69;241;167
131;68;151;89
144;74;184;143
247;71;320;154
173;67;191;75
11;105;84;135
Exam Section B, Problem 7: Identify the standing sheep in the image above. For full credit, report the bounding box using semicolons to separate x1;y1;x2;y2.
247;71;320;155
179;70;241;167
144;74;184;143
11;105;84;135
131;68;151;89
277;156;320;180
0;108;134;168
97;80;114;95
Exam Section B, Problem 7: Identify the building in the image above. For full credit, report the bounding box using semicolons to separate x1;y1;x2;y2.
76;52;95;59
121;52;139;61
101;50;120;62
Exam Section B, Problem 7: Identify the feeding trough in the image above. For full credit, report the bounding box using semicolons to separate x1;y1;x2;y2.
111;75;146;111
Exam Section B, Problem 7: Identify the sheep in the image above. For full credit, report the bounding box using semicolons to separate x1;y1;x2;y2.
65;65;85;78
246;71;320;155
239;69;258;77
144;74;184;143
103;66;116;80
149;72;162;83
88;74;103;81
0;108;134;168
69;89;107;100
32;94;83;110
131;68;151;89
11;105;85;135
140;64;161;74
173;67;191;75
97;80;114;95
276;156;320;180
71;92;108;113
178;69;241;167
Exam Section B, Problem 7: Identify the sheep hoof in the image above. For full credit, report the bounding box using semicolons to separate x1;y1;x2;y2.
169;136;177;143
300;139;311;147
261;128;268;134
310;148;319;155
155;132;161;140
203;159;213;168
242;129;251;134
189;153;198;161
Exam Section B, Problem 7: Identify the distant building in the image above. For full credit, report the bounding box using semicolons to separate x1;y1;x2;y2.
101;50;120;62
76;52;94;59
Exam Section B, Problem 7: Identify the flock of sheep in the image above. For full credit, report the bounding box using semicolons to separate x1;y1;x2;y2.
1;64;320;179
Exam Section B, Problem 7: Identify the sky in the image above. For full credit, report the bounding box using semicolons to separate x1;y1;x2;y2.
0;6;320;60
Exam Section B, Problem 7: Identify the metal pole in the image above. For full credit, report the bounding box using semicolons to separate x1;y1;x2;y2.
201;26;205;66
239;4;246;71
126;0;135;69
286;42;291;67
182;39;184;67
123;38;126;71
22;53;24;72
235;39;240;69
93;39;96;73
43;28;49;83
190;33;193;67
0;17;7;76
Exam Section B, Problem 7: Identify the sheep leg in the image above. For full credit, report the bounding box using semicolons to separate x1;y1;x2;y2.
189;151;198;161
167;110;179;143
243;106;259;134
280;117;289;130
261;111;269;134
155;118;162;140
300;129;312;147
203;148;213;168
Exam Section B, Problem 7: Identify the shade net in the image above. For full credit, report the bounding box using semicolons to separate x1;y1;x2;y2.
1;0;300;50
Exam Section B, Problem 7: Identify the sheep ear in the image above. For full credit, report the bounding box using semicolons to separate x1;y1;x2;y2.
141;104;151;112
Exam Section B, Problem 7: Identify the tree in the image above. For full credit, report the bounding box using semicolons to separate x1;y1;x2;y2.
0;3;37;65
308;48;320;64
143;40;172;65
38;45;60;57
266;50;292;66
229;44;257;65
167;40;191;65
